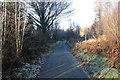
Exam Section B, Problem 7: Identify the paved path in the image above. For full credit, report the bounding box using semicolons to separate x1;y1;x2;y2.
39;41;89;78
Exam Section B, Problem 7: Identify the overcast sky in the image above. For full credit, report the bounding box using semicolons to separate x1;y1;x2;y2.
60;0;96;30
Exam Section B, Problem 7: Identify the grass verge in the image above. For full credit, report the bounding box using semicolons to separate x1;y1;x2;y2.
67;41;118;78
72;51;119;78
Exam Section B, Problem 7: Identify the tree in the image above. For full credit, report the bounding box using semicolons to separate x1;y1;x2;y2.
24;0;73;41
94;1;118;41
2;2;27;73
92;0;119;68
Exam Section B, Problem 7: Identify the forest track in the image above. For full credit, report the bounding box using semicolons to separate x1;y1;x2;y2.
39;41;89;78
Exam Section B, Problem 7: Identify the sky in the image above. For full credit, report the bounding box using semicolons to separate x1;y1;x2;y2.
0;0;97;30
60;0;96;30
1;0;116;30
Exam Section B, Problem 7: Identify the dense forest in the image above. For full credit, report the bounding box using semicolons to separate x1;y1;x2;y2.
0;0;119;79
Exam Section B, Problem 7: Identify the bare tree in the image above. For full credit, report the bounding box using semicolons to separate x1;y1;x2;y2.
24;0;73;41
2;2;27;72
14;2;27;57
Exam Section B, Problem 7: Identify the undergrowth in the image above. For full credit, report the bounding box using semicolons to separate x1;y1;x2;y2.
67;36;119;78
3;41;60;78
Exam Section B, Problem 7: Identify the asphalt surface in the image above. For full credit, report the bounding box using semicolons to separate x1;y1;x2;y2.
39;41;89;78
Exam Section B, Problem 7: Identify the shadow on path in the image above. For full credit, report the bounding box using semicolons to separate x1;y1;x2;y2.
38;41;89;78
